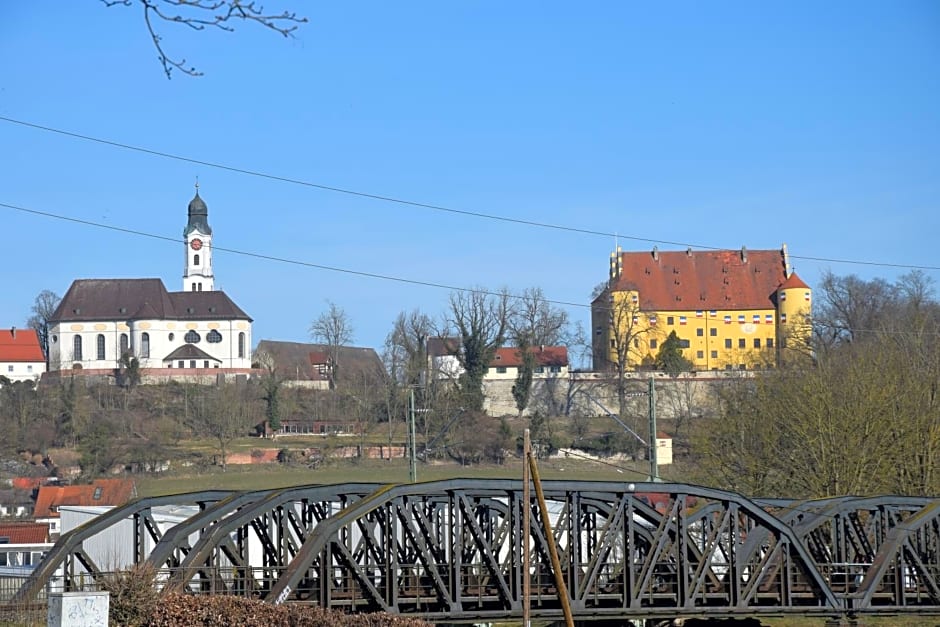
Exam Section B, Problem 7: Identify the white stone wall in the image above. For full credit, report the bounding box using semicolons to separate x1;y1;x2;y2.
0;359;45;383
484;364;569;381
49;317;252;372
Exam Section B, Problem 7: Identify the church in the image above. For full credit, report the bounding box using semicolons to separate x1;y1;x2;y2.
46;189;254;378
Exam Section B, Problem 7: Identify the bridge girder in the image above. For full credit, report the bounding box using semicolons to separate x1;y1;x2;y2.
9;481;940;622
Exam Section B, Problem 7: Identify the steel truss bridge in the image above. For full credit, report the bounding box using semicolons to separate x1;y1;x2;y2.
10;480;940;623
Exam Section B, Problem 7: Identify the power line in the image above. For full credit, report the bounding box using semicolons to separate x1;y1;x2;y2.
1;114;938;273
6;199;939;340
0;200;589;310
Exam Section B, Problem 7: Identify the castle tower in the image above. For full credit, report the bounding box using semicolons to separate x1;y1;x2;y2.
776;271;812;360
183;185;214;292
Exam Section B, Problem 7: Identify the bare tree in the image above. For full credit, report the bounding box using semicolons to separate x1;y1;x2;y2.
445;288;513;412
508;287;570;417
101;0;307;78
310;301;354;389
387;309;433;388
26;289;61;361
193;383;256;471
593;287;649;418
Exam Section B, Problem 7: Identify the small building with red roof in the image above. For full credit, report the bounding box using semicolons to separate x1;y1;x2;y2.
0;522;53;572
0;327;46;384
486;346;569;380
33;478;137;536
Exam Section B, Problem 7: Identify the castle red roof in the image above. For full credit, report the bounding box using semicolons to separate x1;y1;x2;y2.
606;248;789;312
491;346;568;368
33;479;137;519
0;328;44;363
778;271;809;290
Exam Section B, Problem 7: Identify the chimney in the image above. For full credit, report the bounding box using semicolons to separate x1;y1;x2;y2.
741;246;748;263
652;246;659;261
10;326;15;339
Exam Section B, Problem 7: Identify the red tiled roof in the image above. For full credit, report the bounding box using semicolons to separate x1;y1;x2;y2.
308;351;329;365
491;346;568;368
33;478;137;519
779;271;809;290
0;328;44;362
607;248;788;311
0;522;50;544
11;477;53;491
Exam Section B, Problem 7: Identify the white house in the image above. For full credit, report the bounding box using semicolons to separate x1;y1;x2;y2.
46;189;253;377
428;338;570;382
0;327;46;383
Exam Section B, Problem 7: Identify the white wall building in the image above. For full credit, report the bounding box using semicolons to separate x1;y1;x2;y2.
0;327;46;383
46;189;253;376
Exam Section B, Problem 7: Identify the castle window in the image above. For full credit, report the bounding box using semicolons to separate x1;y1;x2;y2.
191;283;197;292
696;350;704;359
667;317;674;325
725;339;732;349
141;333;150;358
207;330;222;343
96;334;105;360
120;334;129;356
238;332;246;358
710;328;717;336
767;338;774;349
185;331;201;344
754;338;761;349
738;338;746;349
650;339;658;350
679;339;690;348
168;333;175;341
194;254;200;265
73;336;83;360
711;350;718;359
696;328;703;337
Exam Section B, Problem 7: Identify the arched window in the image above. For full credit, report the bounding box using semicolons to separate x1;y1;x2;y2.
194;254;200;265
141;332;150;358
96;334;106;360
206;330;222;343
120;333;129;356
168;332;175;341
238;332;246;358
184;330;201;344
73;335;83;361
191;283;197;292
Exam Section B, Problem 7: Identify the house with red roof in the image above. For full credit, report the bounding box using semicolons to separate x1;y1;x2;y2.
592;245;812;372
0;522;52;572
33;478;137;536
486;346;569;380
0;327;46;384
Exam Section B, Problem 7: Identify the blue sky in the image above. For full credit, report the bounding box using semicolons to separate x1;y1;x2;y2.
2;1;938;359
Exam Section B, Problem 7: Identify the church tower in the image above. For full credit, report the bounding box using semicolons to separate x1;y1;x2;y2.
183;185;215;292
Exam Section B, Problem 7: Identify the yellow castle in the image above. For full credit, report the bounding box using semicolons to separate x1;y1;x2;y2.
591;245;811;371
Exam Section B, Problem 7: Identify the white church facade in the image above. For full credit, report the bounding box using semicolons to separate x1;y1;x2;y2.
46;189;253;379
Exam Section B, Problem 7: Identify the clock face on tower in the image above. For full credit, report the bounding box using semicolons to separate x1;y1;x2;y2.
190;238;203;251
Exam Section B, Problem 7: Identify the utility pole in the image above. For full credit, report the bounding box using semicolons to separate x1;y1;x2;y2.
522;428;531;627
408;387;417;483
648;378;660;482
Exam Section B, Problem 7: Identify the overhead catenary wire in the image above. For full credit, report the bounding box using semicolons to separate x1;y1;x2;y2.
1;114;937;273
4;198;940;339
